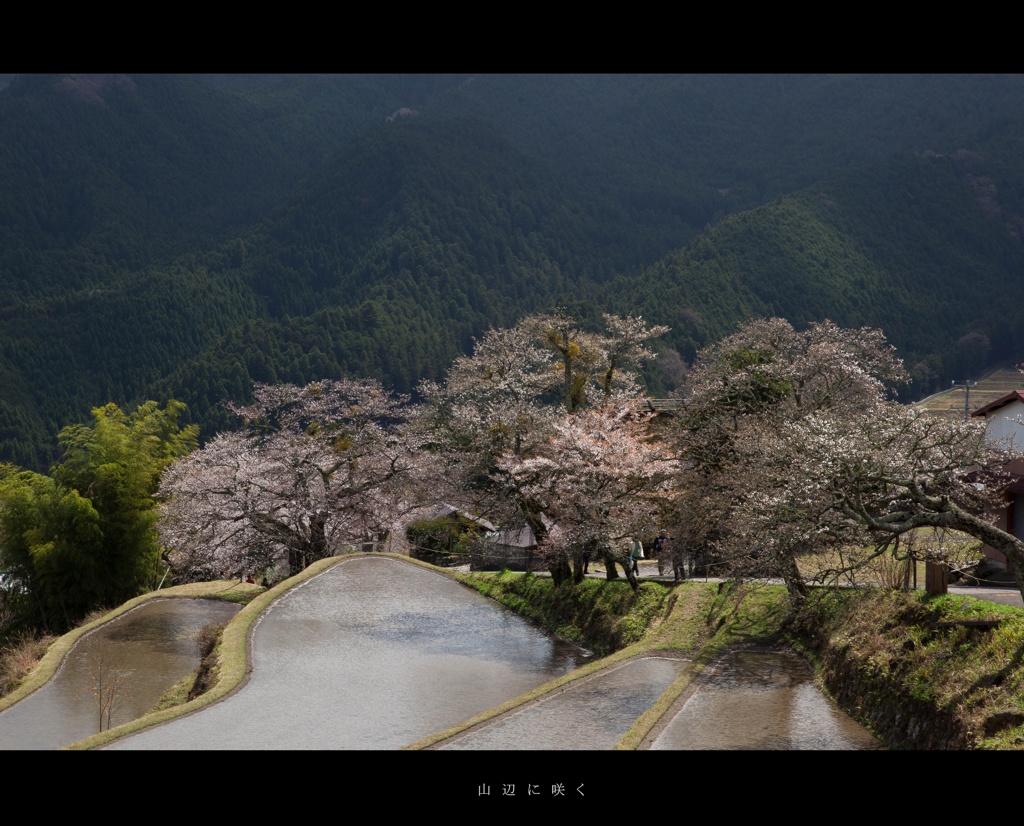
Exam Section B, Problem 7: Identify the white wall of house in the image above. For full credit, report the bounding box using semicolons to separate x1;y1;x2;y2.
984;398;1024;451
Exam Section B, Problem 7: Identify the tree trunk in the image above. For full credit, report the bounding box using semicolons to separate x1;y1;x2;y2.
572;549;585;584
548;550;571;587
882;489;1024;603
784;555;807;605
309;511;328;561
622;558;639;592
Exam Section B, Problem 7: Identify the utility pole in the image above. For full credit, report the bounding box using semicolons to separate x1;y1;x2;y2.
951;379;978;422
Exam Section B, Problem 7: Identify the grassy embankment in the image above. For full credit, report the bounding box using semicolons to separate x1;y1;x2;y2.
793;587;1024;748
443;570;1024;749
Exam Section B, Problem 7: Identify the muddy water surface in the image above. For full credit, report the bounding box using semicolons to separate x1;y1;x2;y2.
0;598;240;750
110;556;586;750
650;649;881;750
442;656;688;749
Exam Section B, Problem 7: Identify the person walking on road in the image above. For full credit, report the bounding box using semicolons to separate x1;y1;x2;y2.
653;530;670;577
630;538;643;576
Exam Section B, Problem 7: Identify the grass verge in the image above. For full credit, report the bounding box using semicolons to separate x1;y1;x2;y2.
793;587;1024;748
456;569;672;655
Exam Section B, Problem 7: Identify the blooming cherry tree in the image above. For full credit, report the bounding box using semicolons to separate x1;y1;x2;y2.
599;312;671;398
679;317;1024;601
159;379;419;581
416;322;560;527
418;312;671;568
498;403;677;588
767;401;1024;589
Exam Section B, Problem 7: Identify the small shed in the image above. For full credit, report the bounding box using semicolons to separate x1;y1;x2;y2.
473;524;538;572
472;515;554;572
406;504;496;567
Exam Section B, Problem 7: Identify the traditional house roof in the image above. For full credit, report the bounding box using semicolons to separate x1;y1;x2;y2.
421;502;496;533
968;389;1024;573
484;514;555;550
971;390;1024;418
971;390;1024;453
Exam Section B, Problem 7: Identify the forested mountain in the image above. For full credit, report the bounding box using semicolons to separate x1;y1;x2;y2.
0;74;300;295
425;74;1024;234
4;73;1024;466
613;142;1024;397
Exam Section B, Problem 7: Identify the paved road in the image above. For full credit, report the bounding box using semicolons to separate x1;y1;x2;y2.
586;560;1024;609
948;583;1023;608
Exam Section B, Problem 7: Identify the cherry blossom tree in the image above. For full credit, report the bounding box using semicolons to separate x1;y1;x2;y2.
418;312;671;575
516;309;669;410
159;380;419;582
416;322;559;529
418;312;654;503
676;318;911;596
419;322;556;461
498;403;677;588
523;308;606;413
598;312;671;398
763;400;1024;593
678;317;1024;602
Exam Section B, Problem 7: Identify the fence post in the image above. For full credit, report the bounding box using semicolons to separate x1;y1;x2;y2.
925;560;948;596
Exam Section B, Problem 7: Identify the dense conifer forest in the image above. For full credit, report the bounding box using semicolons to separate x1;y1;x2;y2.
3;73;1024;466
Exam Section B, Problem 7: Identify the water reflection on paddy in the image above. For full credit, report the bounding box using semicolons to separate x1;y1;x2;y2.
0;598;240;750
110;557;586;750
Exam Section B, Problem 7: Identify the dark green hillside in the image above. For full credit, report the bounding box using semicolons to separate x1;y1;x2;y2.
613;146;1024;396
429;74;1024;237
0;263;263;466
146;305;452;439
193;73;466;164
235;116;685;318
5;75;1024;465
142;118;688;438
0;113;685;462
0;74;319;297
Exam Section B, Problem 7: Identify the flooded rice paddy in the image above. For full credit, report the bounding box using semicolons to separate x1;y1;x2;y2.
650;649;881;750
441;656;688;749
3;557;882;750
0;598;240;750
109;556;586;749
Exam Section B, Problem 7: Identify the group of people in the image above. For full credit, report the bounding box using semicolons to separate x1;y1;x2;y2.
652;530;688;582
584;531;692;582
